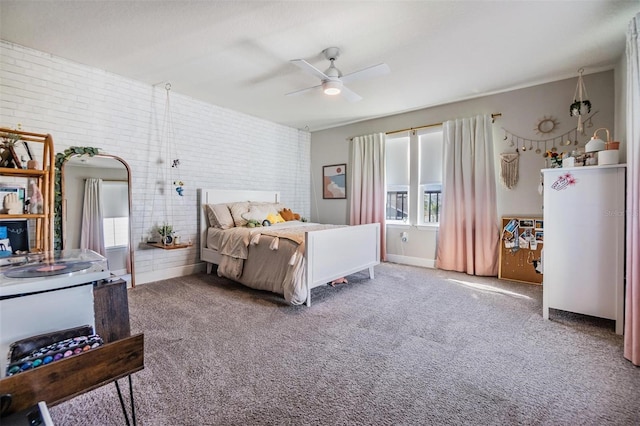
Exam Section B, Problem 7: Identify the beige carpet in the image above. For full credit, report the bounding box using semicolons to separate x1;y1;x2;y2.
50;263;639;425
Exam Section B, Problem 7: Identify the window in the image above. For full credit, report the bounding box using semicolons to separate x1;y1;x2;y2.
386;190;408;221
101;181;129;248
103;217;129;248
418;129;443;224
385;136;409;222
423;184;442;223
386;127;443;225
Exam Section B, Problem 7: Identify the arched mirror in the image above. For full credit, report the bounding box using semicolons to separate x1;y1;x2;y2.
61;154;135;287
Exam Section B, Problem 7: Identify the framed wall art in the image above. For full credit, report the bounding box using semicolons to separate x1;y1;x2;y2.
322;164;346;199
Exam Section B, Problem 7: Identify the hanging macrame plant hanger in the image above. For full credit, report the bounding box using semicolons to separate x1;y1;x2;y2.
569;68;591;134
145;82;184;245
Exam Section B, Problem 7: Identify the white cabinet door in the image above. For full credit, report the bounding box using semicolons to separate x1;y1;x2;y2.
542;165;625;334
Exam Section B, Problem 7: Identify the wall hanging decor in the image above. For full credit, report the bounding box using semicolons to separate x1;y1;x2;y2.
569;68;591;133
499;152;520;189
534;116;559;136
322;164;346;199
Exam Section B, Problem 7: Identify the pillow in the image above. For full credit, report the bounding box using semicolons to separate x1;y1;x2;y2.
206;204;234;229
229;202;251;227
266;213;285;224
250;201;285;211
241;204;283;224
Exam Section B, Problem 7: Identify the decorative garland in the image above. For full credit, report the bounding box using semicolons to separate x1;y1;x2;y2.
53;146;100;250
501;111;599;156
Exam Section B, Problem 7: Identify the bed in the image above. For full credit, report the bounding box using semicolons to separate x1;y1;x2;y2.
199;189;380;306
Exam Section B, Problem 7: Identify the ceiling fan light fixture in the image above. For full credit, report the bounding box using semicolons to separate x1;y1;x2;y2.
323;80;342;95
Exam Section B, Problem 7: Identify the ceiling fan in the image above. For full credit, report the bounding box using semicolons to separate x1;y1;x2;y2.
286;47;390;102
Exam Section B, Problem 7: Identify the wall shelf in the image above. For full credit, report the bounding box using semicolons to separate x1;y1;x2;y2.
0;167;47;177
146;242;191;250
0;213;47;219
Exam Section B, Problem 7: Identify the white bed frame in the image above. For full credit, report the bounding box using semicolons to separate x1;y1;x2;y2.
199;189;380;306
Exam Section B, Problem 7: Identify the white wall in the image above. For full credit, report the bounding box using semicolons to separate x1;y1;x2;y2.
311;70;616;268
0;41;310;284
615;51;628;162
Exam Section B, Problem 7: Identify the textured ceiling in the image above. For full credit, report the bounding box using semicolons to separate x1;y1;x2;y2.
1;1;639;131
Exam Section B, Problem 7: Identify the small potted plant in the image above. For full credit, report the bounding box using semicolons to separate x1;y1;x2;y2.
158;223;174;245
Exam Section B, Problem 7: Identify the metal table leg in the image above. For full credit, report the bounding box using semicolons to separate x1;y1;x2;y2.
115;375;136;426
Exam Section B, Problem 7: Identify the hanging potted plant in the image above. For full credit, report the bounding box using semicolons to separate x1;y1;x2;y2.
570;68;591;133
569;99;591;117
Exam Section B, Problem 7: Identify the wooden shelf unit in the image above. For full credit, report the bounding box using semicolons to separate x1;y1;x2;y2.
0;128;55;253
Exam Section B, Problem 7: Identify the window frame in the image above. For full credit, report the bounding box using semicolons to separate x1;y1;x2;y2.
385;127;443;227
386;185;410;223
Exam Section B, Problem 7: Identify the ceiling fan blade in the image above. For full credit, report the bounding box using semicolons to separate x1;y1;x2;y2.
341;63;390;84
290;59;330;81
340;85;363;103
285;84;321;97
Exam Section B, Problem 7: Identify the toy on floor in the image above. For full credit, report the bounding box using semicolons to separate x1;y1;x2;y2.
329;277;348;287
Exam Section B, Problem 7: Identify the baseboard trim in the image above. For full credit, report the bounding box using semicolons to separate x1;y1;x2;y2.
136;257;435;284
386;254;436;269
135;263;207;285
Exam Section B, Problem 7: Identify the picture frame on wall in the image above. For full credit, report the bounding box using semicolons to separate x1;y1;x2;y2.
322;164;346;199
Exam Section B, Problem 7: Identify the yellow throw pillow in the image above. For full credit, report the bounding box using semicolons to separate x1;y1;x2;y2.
266;213;285;224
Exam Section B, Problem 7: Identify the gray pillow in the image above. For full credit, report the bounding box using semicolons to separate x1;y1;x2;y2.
206;204;234;229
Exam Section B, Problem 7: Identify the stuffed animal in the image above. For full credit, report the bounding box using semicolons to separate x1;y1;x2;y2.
279;208;300;221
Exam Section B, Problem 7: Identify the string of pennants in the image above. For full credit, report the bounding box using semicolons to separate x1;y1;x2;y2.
501;111;599;155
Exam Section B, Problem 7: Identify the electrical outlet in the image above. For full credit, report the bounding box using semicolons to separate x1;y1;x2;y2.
401;232;408;242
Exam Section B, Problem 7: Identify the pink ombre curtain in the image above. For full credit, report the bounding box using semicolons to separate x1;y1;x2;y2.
625;13;640;366
349;133;386;261
436;115;499;276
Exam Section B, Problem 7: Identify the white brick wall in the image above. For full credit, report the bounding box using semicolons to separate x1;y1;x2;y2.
0;41;311;283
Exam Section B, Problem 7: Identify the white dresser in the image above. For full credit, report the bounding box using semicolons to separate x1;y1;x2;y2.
541;164;626;334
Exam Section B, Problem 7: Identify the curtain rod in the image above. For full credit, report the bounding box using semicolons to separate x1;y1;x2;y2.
385;113;502;136
346;113;502;141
